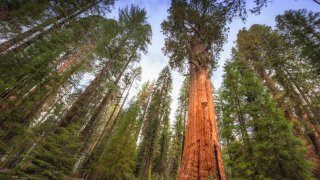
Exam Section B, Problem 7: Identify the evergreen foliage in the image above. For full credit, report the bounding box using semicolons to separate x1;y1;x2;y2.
236;23;320;161
14;124;81;179
135;66;172;179
0;1;319;179
168;77;189;179
0;0;115;49
161;0;228;73
0;15;110;166
276;9;320;76
220;54;314;179
94;101;140;179
152;108;171;179
81;81;153;179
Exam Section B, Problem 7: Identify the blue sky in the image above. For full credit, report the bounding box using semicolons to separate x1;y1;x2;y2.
108;0;319;122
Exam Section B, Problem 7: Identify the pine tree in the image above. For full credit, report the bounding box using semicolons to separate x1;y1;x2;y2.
58;5;151;129
0;15;109;168
80;81;153;179
152;108;171;180
0;5;151;178
136;66;172;180
67;6;151;172
276;9;320;76
14;123;81;179
90;67;141;154
220;54;314;179
0;0;115;54
236;24;320;177
168;77;189;179
94;101;141;179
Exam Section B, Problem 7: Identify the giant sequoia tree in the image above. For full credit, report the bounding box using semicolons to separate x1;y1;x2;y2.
161;1;229;179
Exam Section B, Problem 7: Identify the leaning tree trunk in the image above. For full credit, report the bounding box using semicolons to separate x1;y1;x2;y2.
285;111;320;179
0;0;103;54
178;60;225;179
257;69;320;178
80;53;134;138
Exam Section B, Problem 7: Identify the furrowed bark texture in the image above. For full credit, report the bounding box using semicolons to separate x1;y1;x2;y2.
178;62;225;179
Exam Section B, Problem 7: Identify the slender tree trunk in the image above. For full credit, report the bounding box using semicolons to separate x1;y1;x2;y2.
232;78;250;145
105;80;133;138
282;67;320;122
258;67;320;154
77;93;123;179
77;54;138;176
180;96;188;163
75;84;127;172
283;82;320;150
138;85;154;131
138;133;156;180
258;66;320;178
80;54;133;137
24;51;83;120
0;50;81;113
0;75;29;104
0;48;72;105
0;52;83;168
0;0;103;54
56;51;82;73
89;77;135;155
180;119;186;163
178;63;225;180
138;83;168;180
0;51;84;168
79;74;135;179
59;60;110;127
59;41;136;128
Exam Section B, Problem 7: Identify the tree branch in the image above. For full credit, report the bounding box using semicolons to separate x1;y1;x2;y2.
313;0;320;5
189;61;198;69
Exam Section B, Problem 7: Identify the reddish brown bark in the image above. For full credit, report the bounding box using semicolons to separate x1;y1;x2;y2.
178;63;225;180
56;51;81;73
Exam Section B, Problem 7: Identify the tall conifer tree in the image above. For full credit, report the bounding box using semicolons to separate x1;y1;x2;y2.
220;54;314;179
168;78;189;179
136;66;172;180
236;24;320;177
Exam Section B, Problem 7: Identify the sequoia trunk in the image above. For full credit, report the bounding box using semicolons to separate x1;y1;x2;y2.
178;63;225;180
